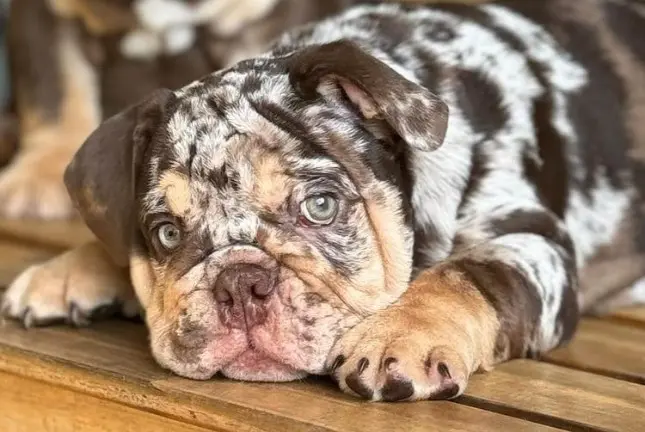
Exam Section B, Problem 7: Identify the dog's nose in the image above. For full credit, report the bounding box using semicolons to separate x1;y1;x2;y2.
214;264;275;305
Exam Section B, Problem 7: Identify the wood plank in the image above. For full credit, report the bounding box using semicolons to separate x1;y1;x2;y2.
0;321;164;382
544;319;645;384
0;343;297;432
0;218;93;251
611;307;645;328
153;375;558;432
0;371;212;432
0;241;54;287
463;360;645;432
0;321;559;432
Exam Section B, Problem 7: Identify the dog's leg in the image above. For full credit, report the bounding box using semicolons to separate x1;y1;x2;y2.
328;207;579;401
0;0;101;219
1;242;139;327
587;277;645;316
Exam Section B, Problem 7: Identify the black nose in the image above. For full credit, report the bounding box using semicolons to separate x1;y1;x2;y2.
214;264;275;305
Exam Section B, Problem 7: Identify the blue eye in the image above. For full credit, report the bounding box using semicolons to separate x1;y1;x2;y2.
300;195;339;225
157;223;182;249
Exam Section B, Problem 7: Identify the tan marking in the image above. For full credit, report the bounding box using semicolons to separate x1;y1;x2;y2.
251;155;291;211
330;260;500;400
80;185;108;217
17;20;100;150
159;172;192;216
364;185;414;300
402;264;501;371
48;0;137;35
129;254;155;309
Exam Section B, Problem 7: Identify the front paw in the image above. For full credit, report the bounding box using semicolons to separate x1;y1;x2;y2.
327;309;475;402
1;243;139;328
0;147;75;219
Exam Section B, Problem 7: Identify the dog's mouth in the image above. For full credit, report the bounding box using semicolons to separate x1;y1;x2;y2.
220;347;308;382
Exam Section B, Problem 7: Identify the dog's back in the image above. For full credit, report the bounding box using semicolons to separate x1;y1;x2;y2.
274;0;645;311
494;0;645;309
445;0;645;310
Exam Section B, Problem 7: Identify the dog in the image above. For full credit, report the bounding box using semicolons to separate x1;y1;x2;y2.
0;0;363;219
3;0;645;402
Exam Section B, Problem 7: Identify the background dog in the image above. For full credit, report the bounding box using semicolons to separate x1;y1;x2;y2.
3;0;645;402
0;0;367;219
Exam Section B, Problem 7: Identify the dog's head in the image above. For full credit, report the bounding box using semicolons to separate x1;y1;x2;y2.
65;40;448;381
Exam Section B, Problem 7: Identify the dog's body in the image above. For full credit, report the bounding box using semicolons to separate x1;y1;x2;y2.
3;0;645;402
0;0;360;218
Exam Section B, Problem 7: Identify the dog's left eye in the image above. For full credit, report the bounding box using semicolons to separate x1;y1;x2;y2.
157;223;182;249
300;194;339;225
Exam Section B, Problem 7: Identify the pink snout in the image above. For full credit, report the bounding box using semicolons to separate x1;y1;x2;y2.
214;263;279;330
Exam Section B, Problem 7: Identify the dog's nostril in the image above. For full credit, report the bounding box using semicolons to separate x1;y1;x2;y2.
251;279;272;299
214;287;233;304
214;264;275;304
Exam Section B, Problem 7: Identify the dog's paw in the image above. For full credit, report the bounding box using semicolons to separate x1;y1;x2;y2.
1;243;139;328
0;148;75;219
326;309;472;402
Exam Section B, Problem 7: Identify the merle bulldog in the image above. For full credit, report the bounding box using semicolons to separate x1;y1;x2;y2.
3;0;645;402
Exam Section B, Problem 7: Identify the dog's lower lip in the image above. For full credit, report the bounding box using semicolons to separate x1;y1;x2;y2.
222;348;304;381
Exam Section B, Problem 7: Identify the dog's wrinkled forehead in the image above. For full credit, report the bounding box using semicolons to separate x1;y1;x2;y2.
140;58;365;227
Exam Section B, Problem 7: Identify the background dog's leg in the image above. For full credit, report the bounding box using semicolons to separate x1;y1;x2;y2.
587;277;645;316
0;0;101;219
1;241;139;328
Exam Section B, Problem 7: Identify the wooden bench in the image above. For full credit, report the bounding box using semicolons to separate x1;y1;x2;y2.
1;220;644;432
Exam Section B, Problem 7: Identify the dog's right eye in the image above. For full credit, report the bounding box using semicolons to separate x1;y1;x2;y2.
157;223;182;250
299;194;339;226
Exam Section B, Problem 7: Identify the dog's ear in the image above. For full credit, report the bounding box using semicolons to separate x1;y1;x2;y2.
64;89;173;266
288;40;449;151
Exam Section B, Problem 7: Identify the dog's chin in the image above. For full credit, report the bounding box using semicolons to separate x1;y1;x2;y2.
220;349;308;382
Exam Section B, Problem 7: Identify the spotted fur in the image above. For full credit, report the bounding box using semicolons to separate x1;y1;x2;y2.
3;0;645;401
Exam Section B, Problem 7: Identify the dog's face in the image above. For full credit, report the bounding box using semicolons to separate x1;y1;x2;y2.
65;41;448;381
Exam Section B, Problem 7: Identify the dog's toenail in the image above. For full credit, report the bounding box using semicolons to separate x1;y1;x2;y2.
438;362;451;379
383;357;397;370
381;377;414;402
21;308;33;329
357;358;369;374
330;355;346;373
431;383;460;400
346;372;373;399
69;303;90;327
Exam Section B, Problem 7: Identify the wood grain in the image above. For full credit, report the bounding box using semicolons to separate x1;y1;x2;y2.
545;319;645;384
464;360;645;432
0;321;559;432
0;241;55;287
0;371;212;432
611;307;645;328
153;376;558;432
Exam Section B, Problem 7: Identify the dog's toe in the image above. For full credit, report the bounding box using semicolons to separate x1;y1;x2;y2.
0;149;75;220
1;244;140;328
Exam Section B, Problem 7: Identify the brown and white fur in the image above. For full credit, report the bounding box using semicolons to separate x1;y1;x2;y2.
3;0;645;402
0;0;361;218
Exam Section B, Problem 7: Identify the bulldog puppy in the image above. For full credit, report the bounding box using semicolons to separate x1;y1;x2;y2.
0;0;359;219
4;0;645;401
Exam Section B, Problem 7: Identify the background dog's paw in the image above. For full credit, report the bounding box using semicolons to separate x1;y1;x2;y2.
0;148;75;219
1;243;139;328
326;311;470;402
